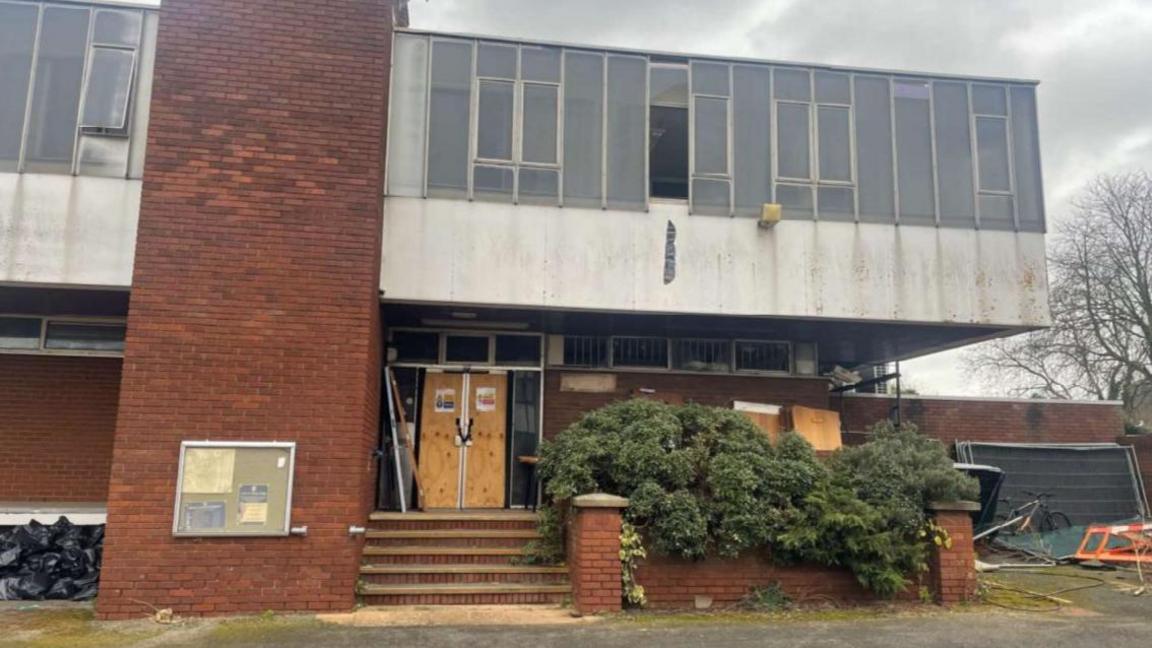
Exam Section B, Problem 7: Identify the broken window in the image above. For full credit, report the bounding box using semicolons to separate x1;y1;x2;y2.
649;64;688;199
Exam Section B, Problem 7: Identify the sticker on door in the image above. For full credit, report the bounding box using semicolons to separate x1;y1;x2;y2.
475;386;498;412
434;388;456;412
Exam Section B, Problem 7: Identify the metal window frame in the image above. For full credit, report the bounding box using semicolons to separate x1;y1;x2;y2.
969;82;1017;228
0;314;126;358
172;440;297;538
732;339;793;375
671;337;733;373
686;59;734;216
557;334;611;369
892;77;938;224
610;335;672;370
389;326;545;370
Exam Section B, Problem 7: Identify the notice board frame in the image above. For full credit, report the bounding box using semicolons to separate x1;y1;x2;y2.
172;440;297;537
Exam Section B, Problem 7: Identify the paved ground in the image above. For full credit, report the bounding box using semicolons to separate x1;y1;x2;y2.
2;567;1150;647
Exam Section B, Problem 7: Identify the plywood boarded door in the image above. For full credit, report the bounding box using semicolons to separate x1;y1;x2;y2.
418;372;465;509
463;373;507;508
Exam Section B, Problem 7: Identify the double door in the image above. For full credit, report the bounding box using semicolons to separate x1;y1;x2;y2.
418;371;507;509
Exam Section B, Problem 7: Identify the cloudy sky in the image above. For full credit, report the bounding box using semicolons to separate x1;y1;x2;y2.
409;0;1152;396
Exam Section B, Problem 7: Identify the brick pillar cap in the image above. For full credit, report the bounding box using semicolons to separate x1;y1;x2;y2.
928;500;980;512
572;493;630;509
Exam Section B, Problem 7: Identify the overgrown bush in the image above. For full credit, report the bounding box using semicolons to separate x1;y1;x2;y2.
535;400;979;598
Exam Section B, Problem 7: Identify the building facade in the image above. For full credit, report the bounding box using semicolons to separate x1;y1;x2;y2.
0;0;1120;617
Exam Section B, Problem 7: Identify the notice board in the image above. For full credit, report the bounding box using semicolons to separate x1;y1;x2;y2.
173;441;296;536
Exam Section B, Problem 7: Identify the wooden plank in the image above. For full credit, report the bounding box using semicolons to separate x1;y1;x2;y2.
463;373;507;509
418;372;464;509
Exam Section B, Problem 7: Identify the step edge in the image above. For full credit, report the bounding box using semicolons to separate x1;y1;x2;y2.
362;546;525;555
358;584;573;595
360;564;567;574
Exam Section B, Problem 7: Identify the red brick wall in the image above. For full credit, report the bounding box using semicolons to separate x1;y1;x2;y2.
0;355;121;502
568;505;625;614
97;0;391;619
835;395;1124;446
544;370;830;440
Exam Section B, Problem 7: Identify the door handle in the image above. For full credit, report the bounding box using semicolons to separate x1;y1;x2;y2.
462;418;475;447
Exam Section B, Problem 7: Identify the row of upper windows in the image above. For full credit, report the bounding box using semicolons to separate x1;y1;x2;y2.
386;32;1046;232
0;1;154;178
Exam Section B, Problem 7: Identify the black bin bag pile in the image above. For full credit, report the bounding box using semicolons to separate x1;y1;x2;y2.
0;517;103;600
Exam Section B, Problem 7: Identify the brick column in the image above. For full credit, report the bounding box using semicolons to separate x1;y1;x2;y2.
927;501;979;605
567;494;628;615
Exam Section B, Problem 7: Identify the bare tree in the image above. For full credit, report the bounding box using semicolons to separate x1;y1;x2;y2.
964;172;1152;424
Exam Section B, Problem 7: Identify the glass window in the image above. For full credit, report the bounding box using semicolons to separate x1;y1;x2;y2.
972;84;1007;116
518;167;558;203
854;76;894;222
0;317;41;350
605;56;647;210
894;81;935;224
1011;86;1045;232
776;183;813;218
691;177;730;215
520;46;560;83
734;341;790;372
495;335;542;365
477;42;516;78
814;71;850;104
818;186;854;221
0;2;39;169
391;330;439;363
80;48;136;130
612;337;668;368
672;339;730;372
521;83;558;164
976;116;1011;192
774;68;810;101
817;105;851;182
387;34;429;197
794;342;817;375
933;82;975;224
650;65;688;199
691;61;729;96
508;371;541;506
650;66;688;107
563;51;604;208
93;9;141;47
444;335;490;363
473;164;514;202
777;102;810;179
693;95;728;175
979;194;1014;228
24;6;90;173
477;79;514;160
43;322;125;352
562;335;609;367
427;40;473;196
732;65;771;217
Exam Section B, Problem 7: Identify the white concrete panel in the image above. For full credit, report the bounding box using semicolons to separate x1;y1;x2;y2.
0;173;139;288
380;196;1051;327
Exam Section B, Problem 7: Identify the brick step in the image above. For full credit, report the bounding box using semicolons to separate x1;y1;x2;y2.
358;583;570;606
360;564;567;586
368;511;539;532
360;552;527;565
362;546;527;565
365;529;539;548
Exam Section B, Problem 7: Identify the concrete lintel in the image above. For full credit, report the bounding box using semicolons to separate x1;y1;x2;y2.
572;493;629;509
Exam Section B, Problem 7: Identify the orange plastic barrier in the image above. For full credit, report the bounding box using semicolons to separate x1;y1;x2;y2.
1074;521;1152;565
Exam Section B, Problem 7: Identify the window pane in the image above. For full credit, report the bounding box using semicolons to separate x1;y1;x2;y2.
735;341;790;372
387;34;428;197
521;46;559;82
495;335;541;365
774;68;810;101
563;51;603;208
854;76;894;222
391;330;439;363
477;80;514;160
691;61;729;96
0;317;40;349
521;83;557;164
427;40;473;196
650;105;688;199
777;102;810;179
794;342;817;375
563;336;609;367
473;164;513;202
1011;86;1045;232
509;371;541;506
979;194;1014;229
80;48;135;129
733;65;771;217
93;9;141;47
776;183;813;219
673;339;730;372
976;116;1010;192
445;335;490;363
44;322;125;351
817;105;850;182
606;56;646;210
895;85;935;224
818;186;854;221
691;178;730;215
972;84;1006;115
693;96;727;175
0;2;39;169
612;337;667;368
477;42;515;78
650;66;687;107
24;6;90;173
518;168;558;203
77;134;129;177
933;82;975;225
814;71;850;104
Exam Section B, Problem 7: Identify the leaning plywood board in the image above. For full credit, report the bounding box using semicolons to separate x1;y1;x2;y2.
790;405;843;451
732;401;782;444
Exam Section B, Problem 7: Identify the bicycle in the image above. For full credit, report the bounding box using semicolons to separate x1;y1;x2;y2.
974;491;1072;541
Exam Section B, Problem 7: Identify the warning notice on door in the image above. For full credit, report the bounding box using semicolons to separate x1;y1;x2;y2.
475;386;497;412
435;388;456;412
